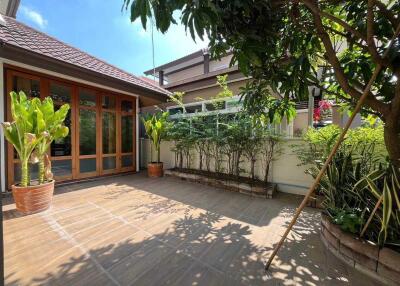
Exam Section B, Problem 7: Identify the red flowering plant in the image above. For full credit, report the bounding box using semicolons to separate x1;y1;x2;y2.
313;100;332;123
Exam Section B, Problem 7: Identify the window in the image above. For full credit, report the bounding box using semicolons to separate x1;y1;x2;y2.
167;95;242;118
205;101;225;111
169;107;183;115
12;76;40;98
186;104;202;114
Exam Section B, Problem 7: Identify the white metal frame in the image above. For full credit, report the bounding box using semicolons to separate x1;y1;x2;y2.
167;95;242;119
166;95;295;137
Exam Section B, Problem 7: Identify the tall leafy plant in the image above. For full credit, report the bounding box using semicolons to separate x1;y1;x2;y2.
142;111;169;163
2;92;69;187
1;92;43;187
32;98;70;184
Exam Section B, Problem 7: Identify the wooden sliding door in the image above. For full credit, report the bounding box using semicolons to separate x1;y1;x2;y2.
101;94;118;175
49;81;75;181
5;66;138;188
76;88;100;178
118;96;136;172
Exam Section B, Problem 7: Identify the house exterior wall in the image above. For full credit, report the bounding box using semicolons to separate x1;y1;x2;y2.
209;55;233;73
166;64;204;83
293;110;310;136
332;105;362;128
182;79;246;103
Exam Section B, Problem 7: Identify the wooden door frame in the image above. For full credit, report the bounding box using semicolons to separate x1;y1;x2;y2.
47;79;76;182
100;93;118;176
5;66;138;188
75;87;100;179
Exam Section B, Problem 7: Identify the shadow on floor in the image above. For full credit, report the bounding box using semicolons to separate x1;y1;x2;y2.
92;173;304;227
4;173;380;285
5;208;355;286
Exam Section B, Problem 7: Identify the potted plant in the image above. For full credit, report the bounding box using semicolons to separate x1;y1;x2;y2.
142;111;169;177
2;91;69;214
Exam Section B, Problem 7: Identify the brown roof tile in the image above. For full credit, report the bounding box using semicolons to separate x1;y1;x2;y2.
0;15;170;96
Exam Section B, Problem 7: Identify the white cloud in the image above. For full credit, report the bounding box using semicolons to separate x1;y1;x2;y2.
20;5;48;29
115;16;209;53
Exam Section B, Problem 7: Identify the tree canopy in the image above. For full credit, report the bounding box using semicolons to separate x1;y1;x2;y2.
123;0;400;164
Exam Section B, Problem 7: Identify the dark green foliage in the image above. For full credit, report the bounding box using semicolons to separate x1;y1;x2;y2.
332;210;363;234
123;0;400;167
123;0;399;114
295;125;400;248
167;111;281;182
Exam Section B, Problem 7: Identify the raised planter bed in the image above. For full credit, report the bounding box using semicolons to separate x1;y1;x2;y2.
164;168;277;199
321;214;400;286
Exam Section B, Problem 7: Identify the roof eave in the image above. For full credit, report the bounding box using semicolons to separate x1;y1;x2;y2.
144;49;205;75
0;44;170;102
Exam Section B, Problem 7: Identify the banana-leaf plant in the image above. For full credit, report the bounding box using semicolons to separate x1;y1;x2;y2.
142;111;169;163
32;97;70;184
1;92;44;187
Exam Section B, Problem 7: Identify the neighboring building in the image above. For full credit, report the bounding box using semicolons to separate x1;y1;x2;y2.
144;49;247;106
0;2;169;190
143;49;313;136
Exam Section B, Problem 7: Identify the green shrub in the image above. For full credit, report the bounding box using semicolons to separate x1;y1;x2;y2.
294;124;400;248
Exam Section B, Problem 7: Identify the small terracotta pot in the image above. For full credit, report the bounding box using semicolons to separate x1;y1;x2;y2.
148;162;163;177
12;180;55;215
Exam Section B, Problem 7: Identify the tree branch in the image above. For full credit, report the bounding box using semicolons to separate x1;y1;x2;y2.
302;0;390;117
324;25;369;53
302;2;366;43
372;0;399;29
367;0;390;67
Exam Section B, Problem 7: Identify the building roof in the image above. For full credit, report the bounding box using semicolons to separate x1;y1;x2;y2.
139;76;159;87
0;15;170;96
144;49;206;75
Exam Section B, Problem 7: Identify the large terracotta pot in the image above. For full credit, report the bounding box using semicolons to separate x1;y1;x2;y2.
148;162;163;177
12;180;55;215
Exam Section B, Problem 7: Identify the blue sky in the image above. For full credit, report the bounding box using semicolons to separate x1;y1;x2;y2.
16;0;208;76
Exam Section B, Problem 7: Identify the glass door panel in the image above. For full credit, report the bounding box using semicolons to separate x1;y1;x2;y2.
119;97;135;171
50;82;73;180
101;97;117;174
12;75;40;98
103;157;116;170
79;109;97;155
102;112;116;154
78;89;98;177
121;116;133;153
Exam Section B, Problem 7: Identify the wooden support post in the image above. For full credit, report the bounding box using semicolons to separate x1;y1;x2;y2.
360;196;383;238
265;24;400;271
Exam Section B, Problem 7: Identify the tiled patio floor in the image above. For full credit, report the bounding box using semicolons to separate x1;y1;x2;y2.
3;173;382;285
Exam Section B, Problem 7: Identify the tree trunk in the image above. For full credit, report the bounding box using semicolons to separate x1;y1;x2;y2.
384;117;400;167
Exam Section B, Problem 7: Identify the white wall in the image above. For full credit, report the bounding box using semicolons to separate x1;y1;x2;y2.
140;138;312;195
